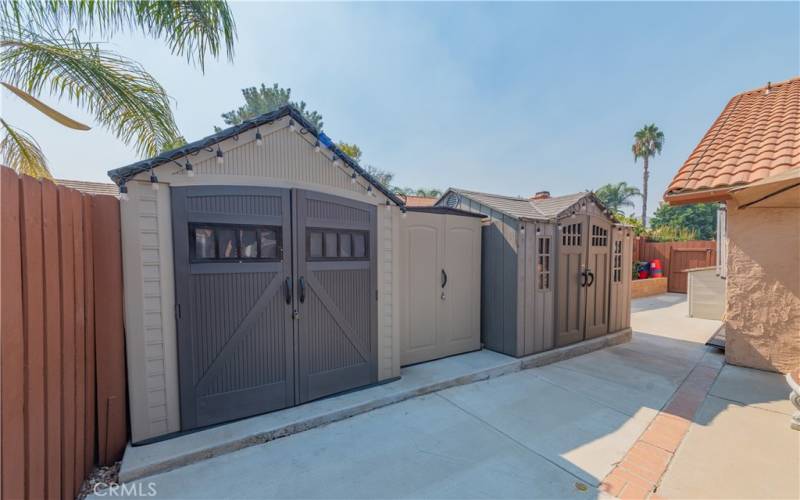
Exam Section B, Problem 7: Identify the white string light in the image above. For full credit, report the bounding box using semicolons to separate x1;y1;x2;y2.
119;184;129;201
255;129;263;146
216;147;224;165
149;171;159;191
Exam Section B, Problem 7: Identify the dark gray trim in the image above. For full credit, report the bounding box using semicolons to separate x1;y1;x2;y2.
107;105;405;206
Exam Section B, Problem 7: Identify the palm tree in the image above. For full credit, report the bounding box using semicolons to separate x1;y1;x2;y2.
632;124;664;226
594;182;641;215
0;1;236;178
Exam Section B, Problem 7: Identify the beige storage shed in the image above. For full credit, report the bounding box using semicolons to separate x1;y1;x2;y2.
437;188;633;357
109;106;409;443
398;207;483;366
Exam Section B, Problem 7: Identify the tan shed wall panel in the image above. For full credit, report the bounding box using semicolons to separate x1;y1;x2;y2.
120;181;180;441
687;268;726;320
522;222;556;354
122;119;400;441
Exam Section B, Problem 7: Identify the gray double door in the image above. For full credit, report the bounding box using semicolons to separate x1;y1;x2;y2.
172;186;377;430
556;215;611;346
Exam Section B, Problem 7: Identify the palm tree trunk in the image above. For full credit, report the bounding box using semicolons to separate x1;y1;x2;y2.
642;157;649;226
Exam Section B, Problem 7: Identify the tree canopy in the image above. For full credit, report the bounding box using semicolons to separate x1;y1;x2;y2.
594;182;641;216
631;123;665;225
650;202;717;240
219;83;323;130
1;0;237;178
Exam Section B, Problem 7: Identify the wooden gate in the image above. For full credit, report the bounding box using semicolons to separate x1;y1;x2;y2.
294;190;377;402
668;248;714;293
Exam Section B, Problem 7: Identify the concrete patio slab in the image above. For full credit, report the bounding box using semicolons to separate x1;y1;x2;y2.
119;328;630;482
116;395;589;499
438;369;653;486
658;395;800;499
709;364;795;415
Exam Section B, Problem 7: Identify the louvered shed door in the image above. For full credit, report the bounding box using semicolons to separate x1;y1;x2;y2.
172;187;295;430
294;190;377;403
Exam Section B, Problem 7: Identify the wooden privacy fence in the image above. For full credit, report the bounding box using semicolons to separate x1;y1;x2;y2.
1;167;128;500
632;238;716;293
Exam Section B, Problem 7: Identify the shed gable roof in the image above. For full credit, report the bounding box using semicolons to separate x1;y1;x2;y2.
664;77;800;202
106;105;404;205
440;188;611;221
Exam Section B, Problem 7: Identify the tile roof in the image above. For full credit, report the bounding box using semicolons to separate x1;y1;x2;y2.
445;188;592;220
403;195;438;207
665;77;800;201
56;179;119;197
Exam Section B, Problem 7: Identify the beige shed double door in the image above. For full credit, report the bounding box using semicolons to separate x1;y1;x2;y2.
400;212;481;366
556;215;612;346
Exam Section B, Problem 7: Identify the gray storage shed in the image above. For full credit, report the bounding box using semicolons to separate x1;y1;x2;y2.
108;106;408;442
437;189;633;357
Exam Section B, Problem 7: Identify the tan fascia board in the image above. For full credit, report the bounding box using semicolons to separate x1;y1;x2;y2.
663;188;731;205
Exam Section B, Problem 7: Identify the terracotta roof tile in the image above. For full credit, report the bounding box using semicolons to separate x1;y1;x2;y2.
665;77;800;199
403;195;438;207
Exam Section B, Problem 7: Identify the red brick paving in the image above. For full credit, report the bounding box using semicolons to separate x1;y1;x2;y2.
599;359;723;499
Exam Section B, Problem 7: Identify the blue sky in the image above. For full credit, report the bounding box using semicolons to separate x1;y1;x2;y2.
2;1;798;217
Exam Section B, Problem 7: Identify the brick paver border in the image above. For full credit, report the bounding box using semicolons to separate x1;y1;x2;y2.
600;355;723;499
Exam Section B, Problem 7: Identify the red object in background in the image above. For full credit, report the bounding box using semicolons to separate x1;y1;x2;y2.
637;261;650;279
650;258;663;277
638;269;649;279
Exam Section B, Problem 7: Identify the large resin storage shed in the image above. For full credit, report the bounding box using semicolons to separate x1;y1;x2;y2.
109;106;483;443
437;189;633;357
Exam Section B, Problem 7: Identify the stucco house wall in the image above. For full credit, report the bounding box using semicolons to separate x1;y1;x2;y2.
724;204;800;373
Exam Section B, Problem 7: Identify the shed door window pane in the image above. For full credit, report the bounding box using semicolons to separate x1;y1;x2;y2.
352;233;366;258
537;236;551;290
239;229;258;258
324;232;338;258
339;233;352;257
259;229;279;259
194;228;216;259
217;229;238;258
306;229;368;260
309;231;323;258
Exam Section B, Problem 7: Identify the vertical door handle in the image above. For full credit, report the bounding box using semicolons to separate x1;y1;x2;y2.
284;277;293;304
580;269;587;287
587;269;595;287
298;276;306;303
441;269;448;288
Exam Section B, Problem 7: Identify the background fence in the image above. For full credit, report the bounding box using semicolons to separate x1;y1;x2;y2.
1;166;128;500
632;237;717;293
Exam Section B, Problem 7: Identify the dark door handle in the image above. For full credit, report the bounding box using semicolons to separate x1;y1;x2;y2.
580;269;587;287
587;270;595;287
298;276;306;303
284;277;293;304
441;269;448;288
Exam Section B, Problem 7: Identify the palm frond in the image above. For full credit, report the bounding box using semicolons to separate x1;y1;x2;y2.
1;29;181;156
1;118;51;178
1;1;237;71
2;82;90;130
